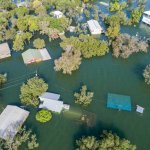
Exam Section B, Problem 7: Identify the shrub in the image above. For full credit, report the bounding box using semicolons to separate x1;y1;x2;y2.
33;38;45;49
143;65;150;84
36;109;52;123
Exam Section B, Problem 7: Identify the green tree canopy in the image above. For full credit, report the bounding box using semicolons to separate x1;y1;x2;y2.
20;77;48;107
36;109;52;123
33;38;45;49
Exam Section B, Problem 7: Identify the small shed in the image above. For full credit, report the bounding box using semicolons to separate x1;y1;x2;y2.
107;93;132;111
51;11;63;19
0;43;11;59
22;48;51;64
39;92;70;113
87;20;102;35
0;105;29;140
136;105;144;114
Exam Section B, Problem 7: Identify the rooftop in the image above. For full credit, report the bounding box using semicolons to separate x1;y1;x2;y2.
107;93;132;111
0;105;29;140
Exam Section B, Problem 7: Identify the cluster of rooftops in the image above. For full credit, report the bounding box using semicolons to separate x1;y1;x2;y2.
0;92;144;140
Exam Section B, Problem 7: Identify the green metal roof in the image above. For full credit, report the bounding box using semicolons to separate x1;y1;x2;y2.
22;49;42;64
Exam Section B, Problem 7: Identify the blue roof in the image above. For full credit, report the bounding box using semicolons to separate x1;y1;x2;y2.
107;93;132;111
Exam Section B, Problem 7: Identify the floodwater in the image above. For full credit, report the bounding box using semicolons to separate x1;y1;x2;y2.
0;0;150;150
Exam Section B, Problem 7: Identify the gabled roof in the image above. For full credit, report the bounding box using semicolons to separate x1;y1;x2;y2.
0;105;29;140
39;92;60;101
143;11;150;15
0;43;11;56
22;49;42;63
87;20;102;30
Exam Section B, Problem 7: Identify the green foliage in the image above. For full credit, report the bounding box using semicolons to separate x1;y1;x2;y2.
33;38;45;49
109;2;127;12
0;126;39;150
13;32;32;51
15;7;29;18
76;130;136;150
0;74;7;86
60;35;109;59
143;65;150;84
36;109;52;123
106;24;120;38
112;34;148;58
130;7;144;24
20;77;48;107
74;85;94;107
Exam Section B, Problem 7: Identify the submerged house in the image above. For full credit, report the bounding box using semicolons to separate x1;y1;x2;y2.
39;92;70;113
0;43;11;59
107;93;132;111
51;11;63;19
0;105;29;140
142;11;150;25
87;19;102;35
22;48;51;64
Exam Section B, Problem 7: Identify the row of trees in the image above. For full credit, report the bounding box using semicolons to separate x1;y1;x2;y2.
76;130;136;150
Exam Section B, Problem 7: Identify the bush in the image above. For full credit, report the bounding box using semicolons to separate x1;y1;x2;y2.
143;65;150;84
36;109;52;123
33;38;45;49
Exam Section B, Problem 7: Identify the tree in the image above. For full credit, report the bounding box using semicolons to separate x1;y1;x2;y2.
0;126;39;150
130;7;144;24
33;38;45;49
112;33;148;58
76;130;136;150
54;49;82;75
20;77;48;107
60;35;109;59
143;65;150;84
109;2;127;12
0;73;7;86
74;85;94;107
36;109;52;123
106;24;120;38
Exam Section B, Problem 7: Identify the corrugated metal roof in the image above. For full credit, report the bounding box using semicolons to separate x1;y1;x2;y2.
0;43;11;59
0;105;29;140
39;92;60;101
22;49;43;64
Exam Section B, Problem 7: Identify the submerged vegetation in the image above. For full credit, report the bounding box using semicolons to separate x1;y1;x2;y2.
76;130;136;150
112;34;148;58
20;77;48;107
0;126;39;150
0;74;7;86
0;0;149;149
74;85;94;107
143;65;150;84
